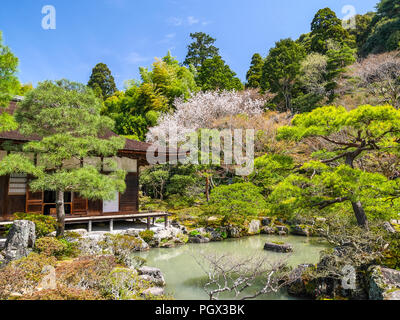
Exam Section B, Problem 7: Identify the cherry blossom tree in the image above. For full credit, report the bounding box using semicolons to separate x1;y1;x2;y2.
146;90;268;145
352;51;400;108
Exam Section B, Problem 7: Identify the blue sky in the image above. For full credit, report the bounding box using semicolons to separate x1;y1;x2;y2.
0;0;379;89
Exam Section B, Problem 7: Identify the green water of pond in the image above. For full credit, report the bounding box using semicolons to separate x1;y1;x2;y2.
135;235;328;300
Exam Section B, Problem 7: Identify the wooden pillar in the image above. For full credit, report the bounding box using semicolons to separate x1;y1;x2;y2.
110;219;114;232
152;217;155;225
88;220;92;232
147;217;150;230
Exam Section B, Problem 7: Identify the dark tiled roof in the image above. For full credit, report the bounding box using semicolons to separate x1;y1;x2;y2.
0;100;152;153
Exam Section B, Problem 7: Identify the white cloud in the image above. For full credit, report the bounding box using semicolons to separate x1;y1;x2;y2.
167;16;210;27
187;16;200;25
125;52;150;64
167;17;183;26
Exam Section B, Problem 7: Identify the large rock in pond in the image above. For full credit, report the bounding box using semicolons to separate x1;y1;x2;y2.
369;266;400;300
138;266;166;287
248;220;261;235
153;226;185;246
227;225;241;238
171;220;188;234
261;226;275;235
275;225;289;234
204;227;225;242
188;234;210;244
264;242;293;253
3;220;36;262
291;225;312;237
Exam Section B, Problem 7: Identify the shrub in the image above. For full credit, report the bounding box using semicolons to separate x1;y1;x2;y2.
215;228;228;239
103;267;172;300
0;265;32;300
56;255;117;292
34;237;80;259
35;237;67;257
189;230;201;237
59;238;81;258
100;234;147;266
10;253;58;283
207;183;267;225
0;253;59;299
10;212;57;238
103;267;148;300
127;256;147;269
139;230;155;244
167;194;196;210
175;233;189;244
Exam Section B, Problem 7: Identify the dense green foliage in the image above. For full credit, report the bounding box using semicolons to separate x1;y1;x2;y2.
196;55;243;91
249;154;293;196
349;13;376;54
309;8;355;54
10;212;57;238
275;105;400;226
361;0;400;55
261;38;306;111
206;182;267;224
34;237;68;257
183;32;243;91
140;164;206;204
0;31;18;132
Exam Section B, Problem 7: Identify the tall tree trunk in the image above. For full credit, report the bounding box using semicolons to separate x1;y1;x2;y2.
56;191;65;237
346;153;369;229
351;201;369;230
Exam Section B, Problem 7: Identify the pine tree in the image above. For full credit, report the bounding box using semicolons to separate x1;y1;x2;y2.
261;38;306;111
310;8;355;54
88;63;117;100
246;53;264;89
277;104;400;229
184;32;220;70
0;80;126;236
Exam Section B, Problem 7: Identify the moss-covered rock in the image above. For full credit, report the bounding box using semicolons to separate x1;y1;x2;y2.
290;225;313;237
247;220;261;235
264;242;293;253
369;266;400;300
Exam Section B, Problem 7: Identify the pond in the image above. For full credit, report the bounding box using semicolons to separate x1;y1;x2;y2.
135;234;328;300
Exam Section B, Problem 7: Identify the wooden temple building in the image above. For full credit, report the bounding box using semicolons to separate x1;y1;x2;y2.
0;99;174;230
